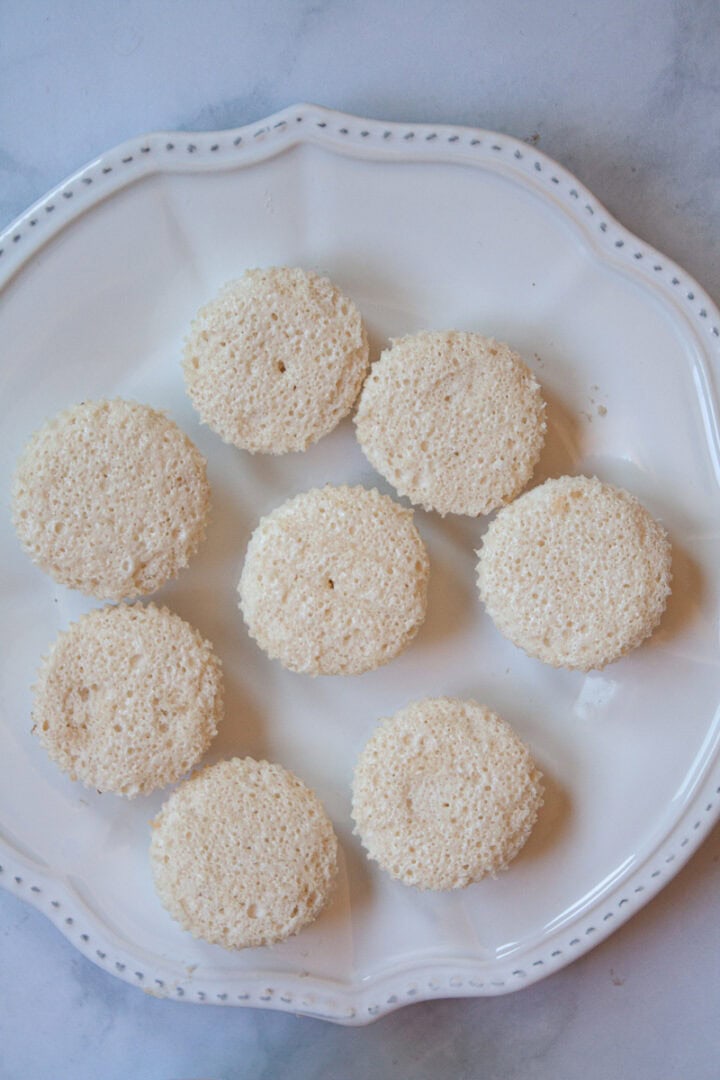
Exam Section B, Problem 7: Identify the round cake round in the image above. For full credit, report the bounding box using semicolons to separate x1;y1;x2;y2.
351;697;544;890
150;757;339;949
238;484;430;676
11;399;210;601
183;266;369;454
32;603;223;797
355;331;546;516
476;474;672;670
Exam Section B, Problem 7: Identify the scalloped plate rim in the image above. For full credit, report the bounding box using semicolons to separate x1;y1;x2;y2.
1;103;719;1025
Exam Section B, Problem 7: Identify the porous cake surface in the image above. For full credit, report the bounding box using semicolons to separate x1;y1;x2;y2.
238;485;429;676
12;399;210;600
351;697;544;890
476;474;672;670
355;331;546;516
150;757;339;949
183;266;369;453
32;603;223;797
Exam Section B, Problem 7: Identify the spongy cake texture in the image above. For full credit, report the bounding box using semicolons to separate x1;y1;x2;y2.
238;485;429;676
12;399;210;600
182;267;369;453
32;603;223;797
351;698;543;890
476;474;672;670
150;757;339;949
355;331;546;516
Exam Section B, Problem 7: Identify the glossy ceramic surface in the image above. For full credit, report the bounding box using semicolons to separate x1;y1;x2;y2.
1;104;719;1023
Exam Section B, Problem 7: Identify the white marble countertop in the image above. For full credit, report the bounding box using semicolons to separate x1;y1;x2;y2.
1;3;719;1077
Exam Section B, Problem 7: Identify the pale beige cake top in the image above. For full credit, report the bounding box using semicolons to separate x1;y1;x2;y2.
12;398;210;600
476;474;672;670
150;757;339;949
238;484;430;676
355;330;546;516
32;603;223;797
352;697;544;890
183;266;369;454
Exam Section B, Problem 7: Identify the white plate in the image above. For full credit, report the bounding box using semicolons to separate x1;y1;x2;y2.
1;104;720;1025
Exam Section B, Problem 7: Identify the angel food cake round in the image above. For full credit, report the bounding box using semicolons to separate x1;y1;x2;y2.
11;399;210;600
352;698;544;890
150;757;339;949
476;474;672;670
238;485;430;676
355;331;546;516
32;603;223;797
183;266;369;453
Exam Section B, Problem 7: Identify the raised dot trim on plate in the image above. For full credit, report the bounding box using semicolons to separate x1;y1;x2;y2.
1;780;718;1019
2;106;720;1022
1;109;718;342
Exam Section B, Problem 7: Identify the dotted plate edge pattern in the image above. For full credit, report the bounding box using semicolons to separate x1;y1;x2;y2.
1;103;719;1024
2;103;719;355
3;770;718;1024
